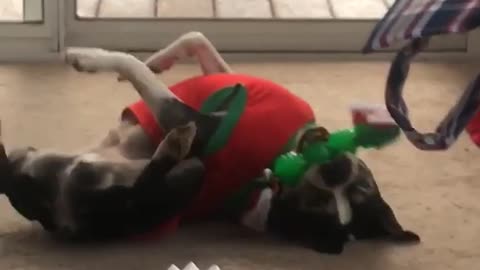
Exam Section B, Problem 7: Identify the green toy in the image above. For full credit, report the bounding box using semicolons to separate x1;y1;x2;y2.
272;104;401;187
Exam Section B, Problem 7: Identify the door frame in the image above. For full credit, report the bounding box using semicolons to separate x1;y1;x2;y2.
0;0;479;62
0;0;61;62
63;0;469;53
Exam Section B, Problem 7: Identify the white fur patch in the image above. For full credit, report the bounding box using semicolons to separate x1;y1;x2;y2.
241;188;273;232
55;176;77;232
96;172;115;190
20;150;54;176
335;153;361;225
333;188;352;225
54;153;105;232
78;153;103;163
169;262;220;270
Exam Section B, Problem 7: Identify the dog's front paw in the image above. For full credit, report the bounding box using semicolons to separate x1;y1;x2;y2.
65;47;114;73
162;122;197;160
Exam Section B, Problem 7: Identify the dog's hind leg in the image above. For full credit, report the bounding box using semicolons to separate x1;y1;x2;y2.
74;123;205;238
141;32;233;76
65;47;222;151
65;47;178;118
133;122;203;204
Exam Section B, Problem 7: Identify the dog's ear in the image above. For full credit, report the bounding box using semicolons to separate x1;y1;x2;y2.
345;157;420;243
348;195;420;243
376;198;420;243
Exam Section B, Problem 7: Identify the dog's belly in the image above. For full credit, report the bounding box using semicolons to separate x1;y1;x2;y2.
124;73;316;219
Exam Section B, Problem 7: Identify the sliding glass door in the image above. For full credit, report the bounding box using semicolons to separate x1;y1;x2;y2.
0;0;60;61
63;0;466;53
0;0;473;61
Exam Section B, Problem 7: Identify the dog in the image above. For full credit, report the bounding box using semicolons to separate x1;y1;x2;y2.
0;32;420;254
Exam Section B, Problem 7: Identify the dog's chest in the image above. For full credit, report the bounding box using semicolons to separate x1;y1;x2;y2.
97;123;155;161
67;152;148;191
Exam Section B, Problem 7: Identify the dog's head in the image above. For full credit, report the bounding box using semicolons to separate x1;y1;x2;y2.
280;126;420;244
0;123;203;240
302;153;420;243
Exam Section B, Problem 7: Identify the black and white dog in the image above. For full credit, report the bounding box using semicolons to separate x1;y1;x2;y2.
0;32;420;254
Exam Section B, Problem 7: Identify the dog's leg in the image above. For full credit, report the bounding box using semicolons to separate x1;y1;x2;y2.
141;32;233;76
65;48;177;119
339;157;421;244
65;47;222;150
76;123;204;238
133;122;204;209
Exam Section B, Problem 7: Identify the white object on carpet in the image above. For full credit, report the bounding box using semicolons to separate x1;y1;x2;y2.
169;262;221;270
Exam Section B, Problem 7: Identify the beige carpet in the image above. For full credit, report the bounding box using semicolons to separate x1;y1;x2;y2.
0;61;479;270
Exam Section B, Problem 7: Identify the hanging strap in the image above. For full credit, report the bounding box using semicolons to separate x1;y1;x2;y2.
386;38;480;150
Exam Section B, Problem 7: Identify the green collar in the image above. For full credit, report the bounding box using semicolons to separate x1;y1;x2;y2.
200;84;247;156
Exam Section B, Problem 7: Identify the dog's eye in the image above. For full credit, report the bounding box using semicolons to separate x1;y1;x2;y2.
314;127;330;141
347;181;374;204
304;127;330;141
355;179;373;191
296;127;331;152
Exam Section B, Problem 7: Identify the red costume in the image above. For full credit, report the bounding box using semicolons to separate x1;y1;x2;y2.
123;74;315;238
